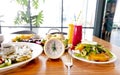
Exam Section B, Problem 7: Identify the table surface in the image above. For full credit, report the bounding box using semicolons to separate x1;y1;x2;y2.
1;36;120;75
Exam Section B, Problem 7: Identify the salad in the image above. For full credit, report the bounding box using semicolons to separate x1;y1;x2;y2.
73;43;113;62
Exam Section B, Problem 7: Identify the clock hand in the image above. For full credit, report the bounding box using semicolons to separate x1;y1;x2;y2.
52;42;56;51
54;42;57;50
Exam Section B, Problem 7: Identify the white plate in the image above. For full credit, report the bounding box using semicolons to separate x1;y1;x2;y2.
69;50;117;64
0;42;43;72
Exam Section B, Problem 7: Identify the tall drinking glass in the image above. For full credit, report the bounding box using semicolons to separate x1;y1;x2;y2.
72;25;82;46
68;24;74;45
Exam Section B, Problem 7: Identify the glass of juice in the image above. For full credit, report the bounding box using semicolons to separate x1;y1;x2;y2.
68;24;74;45
72;25;82;46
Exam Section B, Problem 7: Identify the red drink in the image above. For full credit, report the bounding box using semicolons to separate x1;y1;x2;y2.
72;25;82;46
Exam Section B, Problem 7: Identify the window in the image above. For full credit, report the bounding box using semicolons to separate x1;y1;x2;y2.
113;0;120;28
0;0;97;36
63;0;97;27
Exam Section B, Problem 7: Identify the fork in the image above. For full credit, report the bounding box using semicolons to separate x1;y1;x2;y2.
64;50;73;75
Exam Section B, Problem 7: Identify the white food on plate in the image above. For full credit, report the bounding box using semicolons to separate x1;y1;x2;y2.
1;43;33;62
1;43;16;55
81;40;97;45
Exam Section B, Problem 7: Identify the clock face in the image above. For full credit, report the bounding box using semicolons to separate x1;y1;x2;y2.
44;38;65;59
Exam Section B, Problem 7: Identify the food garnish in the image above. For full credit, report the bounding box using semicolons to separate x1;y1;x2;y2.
12;34;34;42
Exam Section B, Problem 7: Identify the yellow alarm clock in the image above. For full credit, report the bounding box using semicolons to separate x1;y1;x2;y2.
44;38;65;59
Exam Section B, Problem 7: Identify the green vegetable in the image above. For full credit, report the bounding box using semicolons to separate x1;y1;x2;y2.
63;39;68;48
0;63;6;68
80;50;87;56
16;37;22;42
5;59;12;66
0;59;12;68
74;53;82;57
104;48;113;58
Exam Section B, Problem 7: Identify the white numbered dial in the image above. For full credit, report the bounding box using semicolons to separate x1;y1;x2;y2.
44;38;65;59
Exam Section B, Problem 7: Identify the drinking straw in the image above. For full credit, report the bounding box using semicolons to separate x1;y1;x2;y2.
76;11;82;23
74;14;77;22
